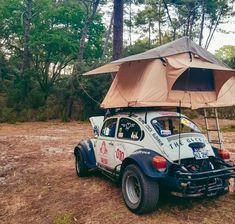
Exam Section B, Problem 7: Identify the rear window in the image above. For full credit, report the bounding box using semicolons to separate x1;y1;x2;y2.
151;116;201;137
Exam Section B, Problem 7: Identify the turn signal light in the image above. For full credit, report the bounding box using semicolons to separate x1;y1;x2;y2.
218;149;230;160
152;156;167;172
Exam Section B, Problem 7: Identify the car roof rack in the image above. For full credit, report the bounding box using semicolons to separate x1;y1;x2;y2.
104;106;182;122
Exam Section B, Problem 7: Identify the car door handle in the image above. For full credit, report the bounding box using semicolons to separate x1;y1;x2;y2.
109;142;114;146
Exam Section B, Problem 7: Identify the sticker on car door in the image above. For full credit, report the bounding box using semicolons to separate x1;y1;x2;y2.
100;141;108;164
115;144;126;162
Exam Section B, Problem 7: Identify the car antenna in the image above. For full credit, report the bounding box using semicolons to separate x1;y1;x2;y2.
128;107;133;117
104;109;109;119
177;101;182;165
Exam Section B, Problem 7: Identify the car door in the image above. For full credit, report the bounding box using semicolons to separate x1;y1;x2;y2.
94;118;117;169
112;117;145;169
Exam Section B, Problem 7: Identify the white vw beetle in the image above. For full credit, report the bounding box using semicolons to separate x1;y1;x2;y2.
74;110;235;214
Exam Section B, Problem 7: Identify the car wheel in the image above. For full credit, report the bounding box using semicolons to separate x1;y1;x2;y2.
122;164;159;214
75;149;88;177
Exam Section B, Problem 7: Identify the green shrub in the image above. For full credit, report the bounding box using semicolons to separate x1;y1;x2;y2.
28;89;45;109
61;110;70;122
182;109;199;119
0;107;16;123
35;108;48;121
221;125;235;132
53;213;73;224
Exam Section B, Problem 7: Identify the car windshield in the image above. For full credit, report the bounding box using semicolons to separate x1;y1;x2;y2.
151;116;201;137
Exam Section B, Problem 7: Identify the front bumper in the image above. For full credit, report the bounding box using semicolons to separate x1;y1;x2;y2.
169;165;235;197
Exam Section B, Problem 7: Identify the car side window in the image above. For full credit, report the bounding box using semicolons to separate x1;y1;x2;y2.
101;118;117;138
117;118;142;141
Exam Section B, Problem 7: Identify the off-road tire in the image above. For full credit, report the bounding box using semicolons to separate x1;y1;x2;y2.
75;149;88;177
122;164;159;214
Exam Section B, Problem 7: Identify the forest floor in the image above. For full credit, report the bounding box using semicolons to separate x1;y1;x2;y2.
0;120;235;224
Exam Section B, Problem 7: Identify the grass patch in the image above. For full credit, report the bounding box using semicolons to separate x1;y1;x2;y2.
221;125;235;132
53;213;73;224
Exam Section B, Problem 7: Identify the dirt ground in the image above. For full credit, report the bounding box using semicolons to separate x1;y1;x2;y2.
0;120;235;224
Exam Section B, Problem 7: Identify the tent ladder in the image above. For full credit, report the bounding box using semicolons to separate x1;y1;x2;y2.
203;108;224;149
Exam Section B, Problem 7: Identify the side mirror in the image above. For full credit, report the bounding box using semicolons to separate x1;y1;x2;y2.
93;125;100;137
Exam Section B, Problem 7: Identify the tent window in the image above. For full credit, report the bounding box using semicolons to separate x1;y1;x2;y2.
172;68;215;91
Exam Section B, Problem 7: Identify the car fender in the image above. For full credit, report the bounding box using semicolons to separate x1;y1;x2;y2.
120;149;171;179
74;139;97;169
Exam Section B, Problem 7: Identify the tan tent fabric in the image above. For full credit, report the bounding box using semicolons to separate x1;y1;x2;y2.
209;77;235;107
101;59;168;108
166;54;234;96
84;37;228;76
84;63;121;75
84;37;235;109
111;37;227;67
100;54;235;109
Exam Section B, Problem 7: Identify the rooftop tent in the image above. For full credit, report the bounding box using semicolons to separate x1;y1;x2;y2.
84;37;235;109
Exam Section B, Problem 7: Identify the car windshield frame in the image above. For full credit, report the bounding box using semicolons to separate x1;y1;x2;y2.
151;116;201;137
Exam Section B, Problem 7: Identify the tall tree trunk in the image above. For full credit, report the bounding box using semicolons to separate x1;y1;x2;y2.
183;24;186;36
158;0;162;45
205;25;213;49
148;20;151;49
189;12;195;39
199;0;205;46
205;9;223;49
173;28;176;40
163;0;175;41
129;0;132;46
73;0;100;74
103;12;114;58
67;0;100;119
185;14;190;36
112;0;123;61
21;0;32;74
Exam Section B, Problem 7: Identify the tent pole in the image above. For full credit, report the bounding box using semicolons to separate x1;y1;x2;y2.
178;101;182;165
